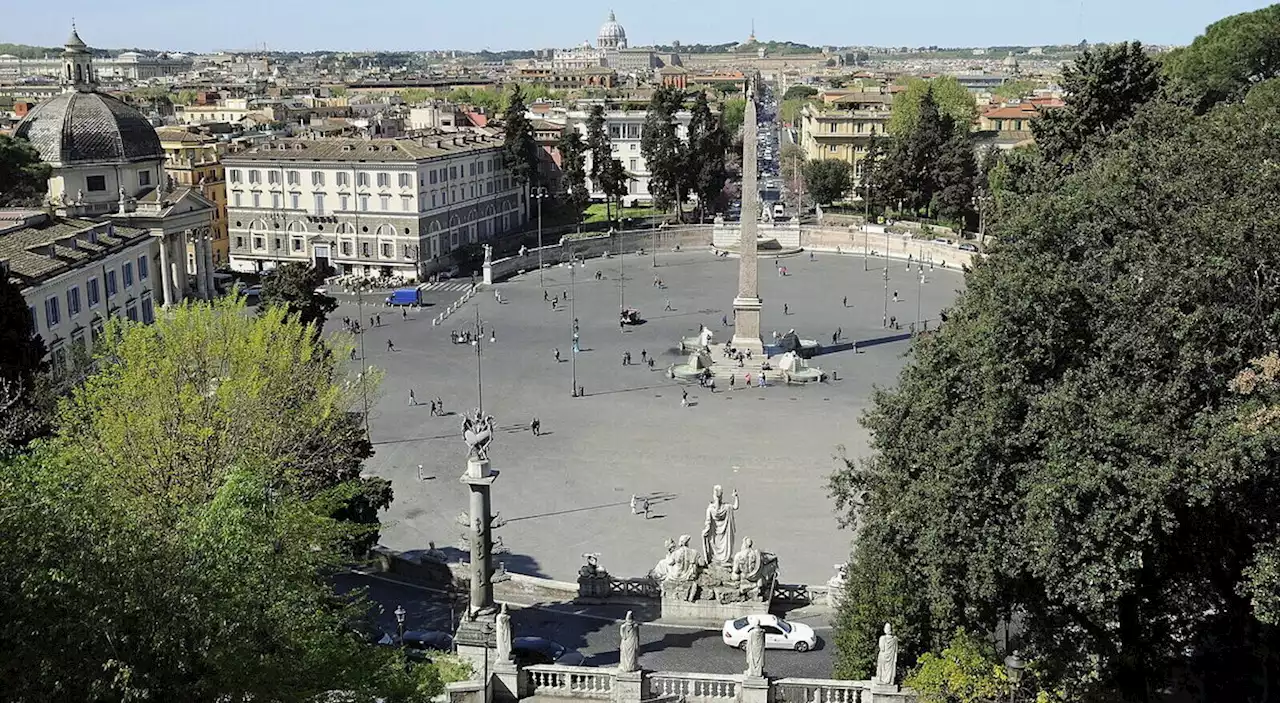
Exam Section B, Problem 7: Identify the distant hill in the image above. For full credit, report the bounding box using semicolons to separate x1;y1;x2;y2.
0;43;168;58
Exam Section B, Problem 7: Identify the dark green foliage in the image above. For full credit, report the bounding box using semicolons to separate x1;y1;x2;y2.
501;84;539;188
688;92;730;218
1164;4;1280;108
783;85;819;101
641;85;688;212
259;262;339;330
1032;42;1162;169
0;134;50;207
802;159;853;205
0;275;46;387
866;87;969;219
557;130;590;227
830;96;1280;700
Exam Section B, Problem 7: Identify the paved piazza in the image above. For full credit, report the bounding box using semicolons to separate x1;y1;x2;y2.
326;249;964;585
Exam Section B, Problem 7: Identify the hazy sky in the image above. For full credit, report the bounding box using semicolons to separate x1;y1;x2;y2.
6;0;1273;53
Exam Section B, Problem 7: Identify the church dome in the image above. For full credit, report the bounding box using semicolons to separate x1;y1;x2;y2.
14;91;162;167
598;11;627;49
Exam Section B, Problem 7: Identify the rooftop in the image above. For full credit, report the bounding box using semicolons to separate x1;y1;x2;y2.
222;135;504;164
0;210;148;287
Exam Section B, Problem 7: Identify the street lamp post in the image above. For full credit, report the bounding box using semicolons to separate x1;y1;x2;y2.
863;181;871;271
354;282;371;440
617;230;625;314
394;604;406;646
652;222;658;268
533;186;549;289
570;259;579;397
469;305;492;414
916;268;923;333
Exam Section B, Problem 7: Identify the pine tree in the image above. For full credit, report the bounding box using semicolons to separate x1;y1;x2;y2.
687;93;730;220
585;105;613;226
641;85;687;215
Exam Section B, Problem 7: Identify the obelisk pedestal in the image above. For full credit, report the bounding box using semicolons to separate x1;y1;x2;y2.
461;455;498;615
732;76;764;356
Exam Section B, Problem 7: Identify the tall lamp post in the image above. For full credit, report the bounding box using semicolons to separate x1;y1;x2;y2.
469;305;493;413
533;186;549;288
916;268;924;333
652;221;658;268
617;229;625;314
394;604;406;646
863;180;871;271
570;257;579;396
354;282;371;440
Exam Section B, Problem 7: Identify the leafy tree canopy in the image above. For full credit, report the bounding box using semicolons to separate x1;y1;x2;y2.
501;84;539;187
831;96;1280;700
783;85;820;101
1163;4;1280;107
259;262;339;330
889;76;976;138
802;159;852;205
0;134;50;208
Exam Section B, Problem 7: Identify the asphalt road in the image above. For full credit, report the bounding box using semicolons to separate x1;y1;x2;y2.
335;572;837;679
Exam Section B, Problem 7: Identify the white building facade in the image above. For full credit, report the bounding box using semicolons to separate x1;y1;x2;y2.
553;109;693;207
223;135;524;279
1;213;159;370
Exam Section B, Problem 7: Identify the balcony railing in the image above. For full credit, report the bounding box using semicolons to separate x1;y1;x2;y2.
774;678;871;703
649;671;740;703
525;664;614;699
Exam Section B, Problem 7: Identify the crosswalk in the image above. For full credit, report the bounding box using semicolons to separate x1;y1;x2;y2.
418;281;475;293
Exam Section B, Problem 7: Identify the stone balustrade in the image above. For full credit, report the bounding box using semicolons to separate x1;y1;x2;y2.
648;671;741;703
525;664;616;699
774;677;872;703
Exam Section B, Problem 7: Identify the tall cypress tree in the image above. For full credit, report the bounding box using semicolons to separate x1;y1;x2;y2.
556;130;590;230
585;105;614;225
501;84;539;193
641;85;687;215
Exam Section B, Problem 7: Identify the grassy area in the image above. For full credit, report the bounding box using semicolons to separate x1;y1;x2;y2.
583;204;663;224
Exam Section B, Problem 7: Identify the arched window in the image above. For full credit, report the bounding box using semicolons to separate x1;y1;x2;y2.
375;224;395;238
286;221;306;233
336;222;355;234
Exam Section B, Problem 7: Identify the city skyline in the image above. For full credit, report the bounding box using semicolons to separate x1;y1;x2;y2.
6;0;1274;54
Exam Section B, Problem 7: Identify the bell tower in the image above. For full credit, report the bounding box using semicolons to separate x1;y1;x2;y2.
61;23;95;93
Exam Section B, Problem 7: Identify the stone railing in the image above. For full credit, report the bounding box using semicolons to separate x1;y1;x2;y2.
774;678;872;703
649;671;741;703
525;664;615;699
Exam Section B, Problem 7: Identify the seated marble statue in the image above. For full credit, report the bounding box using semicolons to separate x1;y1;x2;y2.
731;537;777;602
653;535;703;601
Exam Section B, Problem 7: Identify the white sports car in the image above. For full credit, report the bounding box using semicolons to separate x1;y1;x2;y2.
722;614;818;653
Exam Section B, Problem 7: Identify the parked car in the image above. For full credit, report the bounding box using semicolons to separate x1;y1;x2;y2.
377;629;455;662
722;614;818;653
512;637;585;666
958;243;979;252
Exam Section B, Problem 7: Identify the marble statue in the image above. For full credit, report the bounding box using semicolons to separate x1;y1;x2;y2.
745;620;765;677
655;534;703;601
875;623;899;685
702;485;739;566
75;189;84;204
424;541;447;563
483;243;493;266
619;610;640;673
496;603;512;663
462;408;495;460
697;325;715;349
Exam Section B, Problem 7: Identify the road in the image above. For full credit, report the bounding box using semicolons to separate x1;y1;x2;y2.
335;572;837;678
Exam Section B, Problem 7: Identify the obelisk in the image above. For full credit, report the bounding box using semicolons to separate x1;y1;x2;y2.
732;75;764;355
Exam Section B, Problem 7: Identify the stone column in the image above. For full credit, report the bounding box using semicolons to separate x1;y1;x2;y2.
157;234;175;308
193;231;208;300
202;228;216;296
732;75;764;355
462;455;496;615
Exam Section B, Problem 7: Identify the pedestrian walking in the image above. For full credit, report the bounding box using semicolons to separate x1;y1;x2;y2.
531;417;541;436
842;296;848;308
387;339;396;352
893;290;899;303
554;348;562;363
810;251;815;261
708;377;716;393
544;290;550;302
745;372;752;386
631;494;640;514
552;298;558;310
409;389;416;406
836;326;842;340
664;299;673;311
436;397;443;414
578;385;585;397
562;290;567;301
429;399;438;416
832;331;839;344
890;315;897;329
640;349;647;363
681;388;689;408
648;357;655;369
729;373;735;388
370;316;375;329
377;314;383;326
784;303;789;315
758;373;766;388
722;314;729;327
642;497;651;519
402;308;407;320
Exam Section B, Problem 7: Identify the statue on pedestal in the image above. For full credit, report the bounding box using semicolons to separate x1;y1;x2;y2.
462;408;496;460
496;603;512;663
653;534;703;601
483;243;493;266
875;623;899;685
745;621;765;677
731;537;777;602
618;611;640;673
702;485;739;566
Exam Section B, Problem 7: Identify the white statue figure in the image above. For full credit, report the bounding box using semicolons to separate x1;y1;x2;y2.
875;623;899;685
462;408;495;460
697;325;715;349
702;485;739;566
496;603;512;663
483;243;493;266
618;610;640;673
745;620;765;677
76;189;84;204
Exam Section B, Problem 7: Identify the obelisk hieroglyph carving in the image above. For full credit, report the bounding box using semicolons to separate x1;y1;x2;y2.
732;74;764;355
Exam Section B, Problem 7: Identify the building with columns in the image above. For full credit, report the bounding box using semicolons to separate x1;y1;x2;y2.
222;134;523;279
7;24;217;359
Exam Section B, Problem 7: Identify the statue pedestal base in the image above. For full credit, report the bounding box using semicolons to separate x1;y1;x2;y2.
454;617;496;682
659;596;771;626
741;675;771;703
614;670;646;703
492;662;520;703
483;262;493;285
